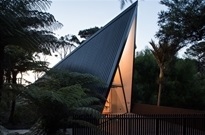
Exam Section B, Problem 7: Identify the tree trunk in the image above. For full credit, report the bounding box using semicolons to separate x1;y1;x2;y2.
8;70;18;123
5;70;11;83
8;98;16;123
157;66;164;106
157;83;162;106
0;46;5;102
11;71;18;84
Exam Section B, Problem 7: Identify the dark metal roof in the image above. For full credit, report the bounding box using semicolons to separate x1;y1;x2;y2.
53;2;138;96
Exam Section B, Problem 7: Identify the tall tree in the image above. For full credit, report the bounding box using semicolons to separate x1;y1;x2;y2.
157;0;205;45
0;0;61;101
186;41;205;73
4;45;49;123
151;0;205;106
149;40;181;106
132;49;205;110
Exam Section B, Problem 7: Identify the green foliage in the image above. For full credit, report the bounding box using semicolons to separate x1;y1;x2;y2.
0;0;61;52
162;58;205;110
186;41;205;73
148;0;205;107
0;0;62;102
4;45;49;74
150;40;182;68
77;26;100;44
56;34;80;59
23;71;104;134
78;27;100;40
0;83;37;126
133;49;205;110
2;45;49;124
149;40;182;106
132;49;158;104
157;0;205;44
10;103;38;127
36;70;105;95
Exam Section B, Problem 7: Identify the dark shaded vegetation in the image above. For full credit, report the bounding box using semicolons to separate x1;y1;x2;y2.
0;0;103;134
132;49;205;110
144;0;205;106
0;71;104;134
1;0;205;134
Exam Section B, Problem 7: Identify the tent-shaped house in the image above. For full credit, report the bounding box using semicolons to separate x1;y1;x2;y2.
54;2;138;114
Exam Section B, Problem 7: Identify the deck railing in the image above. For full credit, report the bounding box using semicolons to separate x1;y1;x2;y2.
73;113;205;135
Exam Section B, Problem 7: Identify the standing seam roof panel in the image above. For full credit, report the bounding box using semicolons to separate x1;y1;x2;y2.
54;2;138;96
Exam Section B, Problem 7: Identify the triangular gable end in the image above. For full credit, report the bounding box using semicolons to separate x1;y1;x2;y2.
103;15;137;114
53;2;138;114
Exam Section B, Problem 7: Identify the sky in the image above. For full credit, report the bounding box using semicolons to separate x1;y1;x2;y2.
48;0;166;51
24;0;167;83
45;0;167;66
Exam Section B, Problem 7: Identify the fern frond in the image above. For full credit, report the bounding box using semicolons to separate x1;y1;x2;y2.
73;107;102;119
72;97;100;108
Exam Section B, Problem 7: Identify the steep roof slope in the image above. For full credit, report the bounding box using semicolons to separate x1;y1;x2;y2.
54;2;138;96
